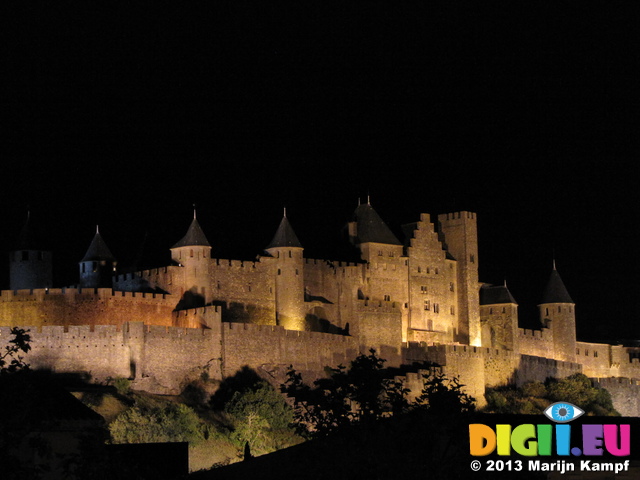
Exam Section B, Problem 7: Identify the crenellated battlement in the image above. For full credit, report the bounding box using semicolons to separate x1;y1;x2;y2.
439;211;476;221
0;288;170;303
592;377;640;388
304;258;359;268
357;299;402;312
221;321;353;343
213;258;259;269
115;266;173;282
519;328;549;339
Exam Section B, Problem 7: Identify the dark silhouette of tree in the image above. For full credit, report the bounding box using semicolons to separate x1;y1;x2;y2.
0;327;31;374
282;349;472;438
417;372;475;415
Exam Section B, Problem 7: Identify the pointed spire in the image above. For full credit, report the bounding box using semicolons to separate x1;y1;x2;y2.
266;214;302;249
172;216;210;248
541;267;573;304
351;203;401;245
81;229;116;262
14;210;44;251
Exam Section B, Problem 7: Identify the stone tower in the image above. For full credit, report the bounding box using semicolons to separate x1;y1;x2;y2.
170;212;212;309
480;282;519;351
539;263;576;363
437;212;481;346
264;211;305;331
347;200;403;263
9;213;53;290
79;227;117;288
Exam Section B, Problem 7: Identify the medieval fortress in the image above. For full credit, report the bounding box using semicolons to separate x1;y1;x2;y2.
2;205;640;415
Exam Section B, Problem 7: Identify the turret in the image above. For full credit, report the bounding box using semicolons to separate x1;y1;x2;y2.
264;210;305;331
538;262;576;363
170;211;212;308
9;212;53;290
79;226;116;288
480;282;518;351
347;199;403;262
437;211;481;346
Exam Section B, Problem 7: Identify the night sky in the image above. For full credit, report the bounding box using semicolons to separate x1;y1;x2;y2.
1;2;638;342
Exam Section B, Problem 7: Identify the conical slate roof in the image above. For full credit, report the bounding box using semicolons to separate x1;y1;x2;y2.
352;203;401;245
172;217;210;248
15;214;45;251
266;215;302;249
81;229;116;262
541;268;573;304
480;284;517;305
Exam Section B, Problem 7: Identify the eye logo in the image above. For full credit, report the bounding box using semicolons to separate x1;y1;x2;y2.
544;402;585;423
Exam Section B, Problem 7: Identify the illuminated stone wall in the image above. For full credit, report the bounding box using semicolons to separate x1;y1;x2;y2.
0;288;180;328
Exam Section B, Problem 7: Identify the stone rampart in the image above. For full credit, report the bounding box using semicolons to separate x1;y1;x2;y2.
592;377;640;417
0;288;176;328
413;344;486;405
220;322;358;383
483;348;519;388
515;354;582;386
518;327;554;358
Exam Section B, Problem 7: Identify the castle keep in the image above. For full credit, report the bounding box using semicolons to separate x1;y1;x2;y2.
3;204;640;415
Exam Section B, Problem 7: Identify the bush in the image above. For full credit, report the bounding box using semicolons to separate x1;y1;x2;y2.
483;374;619;416
224;380;300;455
112;377;131;396
109;400;208;445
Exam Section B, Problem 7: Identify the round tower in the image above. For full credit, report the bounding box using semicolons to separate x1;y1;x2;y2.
538;262;576;363
265;211;305;331
170;211;212;308
9;212;53;290
79;226;117;289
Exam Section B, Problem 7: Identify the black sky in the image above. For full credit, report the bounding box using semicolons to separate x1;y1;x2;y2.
1;1;638;342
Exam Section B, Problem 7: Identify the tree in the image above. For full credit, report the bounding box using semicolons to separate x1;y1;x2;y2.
0;327;31;375
417;372;475;415
223;379;301;455
483;374;619;416
282;349;470;438
109;399;208;444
